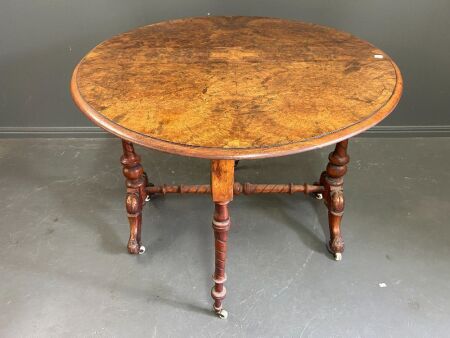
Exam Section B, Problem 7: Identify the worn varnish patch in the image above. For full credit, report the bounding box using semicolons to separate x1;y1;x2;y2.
73;16;401;156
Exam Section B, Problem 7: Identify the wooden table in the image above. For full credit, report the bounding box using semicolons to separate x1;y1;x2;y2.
71;16;402;318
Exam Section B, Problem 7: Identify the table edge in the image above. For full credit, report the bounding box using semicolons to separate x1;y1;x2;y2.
70;22;403;160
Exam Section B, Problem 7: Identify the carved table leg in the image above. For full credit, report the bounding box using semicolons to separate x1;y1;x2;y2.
120;140;148;254
210;159;234;319
320;139;350;261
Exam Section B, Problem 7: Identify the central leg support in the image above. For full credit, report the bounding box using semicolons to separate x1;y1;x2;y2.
211;202;230;318
210;159;234;319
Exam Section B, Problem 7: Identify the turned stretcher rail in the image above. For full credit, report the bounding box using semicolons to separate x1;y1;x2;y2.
145;183;324;195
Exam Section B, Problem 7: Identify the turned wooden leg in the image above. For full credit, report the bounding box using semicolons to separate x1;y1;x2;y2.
210;159;234;319
120;140;148;254
320;139;349;261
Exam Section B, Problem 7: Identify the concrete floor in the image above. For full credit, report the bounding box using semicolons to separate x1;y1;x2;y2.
0;138;449;337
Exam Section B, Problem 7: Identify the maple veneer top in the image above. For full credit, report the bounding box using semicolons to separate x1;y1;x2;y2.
71;16;402;159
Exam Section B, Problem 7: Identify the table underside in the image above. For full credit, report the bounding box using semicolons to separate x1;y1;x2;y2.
120;137;350;318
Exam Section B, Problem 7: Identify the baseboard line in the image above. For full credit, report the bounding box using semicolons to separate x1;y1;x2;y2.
362;125;450;136
0;125;449;138
0;126;112;138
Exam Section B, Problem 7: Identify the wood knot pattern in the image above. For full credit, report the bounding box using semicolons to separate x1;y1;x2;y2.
71;16;403;159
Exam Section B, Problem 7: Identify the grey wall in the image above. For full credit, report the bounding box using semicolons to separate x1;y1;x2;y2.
1;0;449;136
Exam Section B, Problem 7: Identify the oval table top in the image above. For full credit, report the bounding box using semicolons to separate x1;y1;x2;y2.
71;16;402;159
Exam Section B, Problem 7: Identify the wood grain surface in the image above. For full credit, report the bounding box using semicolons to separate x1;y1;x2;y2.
71;16;403;159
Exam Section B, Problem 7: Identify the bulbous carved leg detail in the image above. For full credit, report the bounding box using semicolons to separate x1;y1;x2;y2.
121;140;148;254
321;140;349;260
328;190;345;257
126;191;142;253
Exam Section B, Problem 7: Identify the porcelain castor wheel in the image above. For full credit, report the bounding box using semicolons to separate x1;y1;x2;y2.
314;192;323;200
215;308;228;319
327;243;343;261
139;245;146;254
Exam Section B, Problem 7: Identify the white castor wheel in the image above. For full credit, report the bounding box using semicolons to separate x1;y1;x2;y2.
139;245;146;254
314;193;323;200
215;308;228;319
145;195;151;202
326;243;342;261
